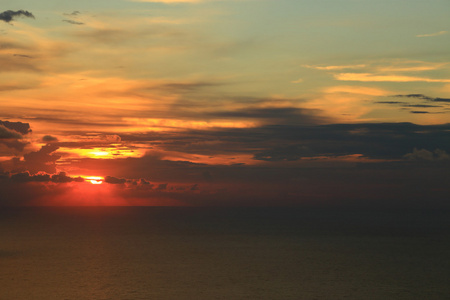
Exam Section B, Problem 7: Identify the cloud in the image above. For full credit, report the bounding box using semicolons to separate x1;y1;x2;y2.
410;111;430;114
0;126;22;140
253;145;314;161
130;0;204;3
7;171;83;183
51;172;84;183
63;20;84;25
304;64;366;70
13;54;33;59
0;120;31;135
10;172;50;183
63;11;81;16
404;148;449;161
0;10;35;23
42;135;58;142
0;121;30;152
21;144;61;174
335;73;450;83
394;94;450;103
324;86;389;96
157;183;168;190
416;31;447;38
209;107;330;125
104;176;126;184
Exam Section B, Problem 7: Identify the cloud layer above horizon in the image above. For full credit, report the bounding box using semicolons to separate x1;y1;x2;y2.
0;1;449;207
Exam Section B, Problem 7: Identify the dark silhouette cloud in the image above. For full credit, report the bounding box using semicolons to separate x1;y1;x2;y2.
6;171;83;183
22;144;61;174
0;121;29;152
42;135;58;142
0;10;35;23
104;176;126;184
51;172;84;183
0;120;31;135
0;125;22;140
404;148;449;161
10;172;50;182
156;183;168;190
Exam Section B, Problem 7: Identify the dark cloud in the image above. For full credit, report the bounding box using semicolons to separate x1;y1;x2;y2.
410;111;430;114
404;148;449;161
210;107;329;125
10;172;50;183
0;120;31;135
118;122;450;162
21;144;61;174
0;125;22;139
63;20;84;25
376;101;404;105
406;104;441;108
156;183;168;190
51;172;84;183
0;10;35;23
0;121;29;152
42;135;58;142
394;94;450;103
104;176;126;184
7;171;83;183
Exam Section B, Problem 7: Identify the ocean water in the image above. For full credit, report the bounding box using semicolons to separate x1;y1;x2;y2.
1;207;450;299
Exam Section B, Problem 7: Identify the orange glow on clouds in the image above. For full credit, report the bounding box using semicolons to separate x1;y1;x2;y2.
80;175;104;185
61;147;143;159
124;118;259;131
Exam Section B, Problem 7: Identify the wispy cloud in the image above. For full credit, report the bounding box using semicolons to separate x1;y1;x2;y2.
335;73;450;83
416;30;447;38
63;20;84;25
304;64;366;71
129;0;203;3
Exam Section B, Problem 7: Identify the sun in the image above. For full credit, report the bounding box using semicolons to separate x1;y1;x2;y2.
83;176;104;184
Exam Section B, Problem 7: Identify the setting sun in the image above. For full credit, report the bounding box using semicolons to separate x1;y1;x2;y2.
83;176;104;185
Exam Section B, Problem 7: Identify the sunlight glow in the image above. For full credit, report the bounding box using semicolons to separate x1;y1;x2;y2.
83;176;104;185
61;147;143;159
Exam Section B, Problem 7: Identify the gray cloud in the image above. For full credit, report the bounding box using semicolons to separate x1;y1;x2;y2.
0;10;35;23
394;94;450;103
64;11;81;16
404;148;449;161
13;54;33;58
63;20;84;25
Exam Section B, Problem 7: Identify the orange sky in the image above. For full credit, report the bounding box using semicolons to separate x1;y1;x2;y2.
1;2;449;206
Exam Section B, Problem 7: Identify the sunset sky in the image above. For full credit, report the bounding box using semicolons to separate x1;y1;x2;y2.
1;0;449;206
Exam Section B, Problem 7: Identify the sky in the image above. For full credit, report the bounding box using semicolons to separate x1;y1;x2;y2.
0;0;449;207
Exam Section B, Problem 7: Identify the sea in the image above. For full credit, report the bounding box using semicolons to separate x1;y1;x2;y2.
1;206;450;299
